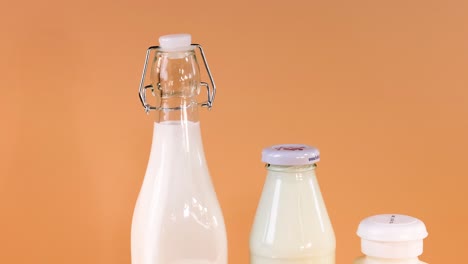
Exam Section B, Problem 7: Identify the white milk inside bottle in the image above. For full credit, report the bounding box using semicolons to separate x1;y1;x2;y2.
250;145;336;264
131;34;227;264
354;214;428;264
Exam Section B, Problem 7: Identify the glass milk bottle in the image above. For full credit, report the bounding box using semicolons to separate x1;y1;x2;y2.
354;214;428;264
250;144;336;264
131;34;227;264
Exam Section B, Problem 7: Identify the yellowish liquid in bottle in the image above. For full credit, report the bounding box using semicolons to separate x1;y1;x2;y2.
250;162;335;264
252;254;335;264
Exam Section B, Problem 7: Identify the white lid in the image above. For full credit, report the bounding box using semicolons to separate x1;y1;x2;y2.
357;214;428;259
357;214;428;242
262;144;320;166
158;34;194;51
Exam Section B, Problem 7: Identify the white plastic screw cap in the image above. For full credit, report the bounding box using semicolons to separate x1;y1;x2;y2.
158;34;194;51
357;214;428;259
357;214;428;242
262;144;320;166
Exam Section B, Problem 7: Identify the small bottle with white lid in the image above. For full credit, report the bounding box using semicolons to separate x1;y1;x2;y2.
354;214;428;264
250;144;336;264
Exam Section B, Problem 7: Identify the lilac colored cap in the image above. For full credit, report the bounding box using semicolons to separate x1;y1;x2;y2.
262;144;320;166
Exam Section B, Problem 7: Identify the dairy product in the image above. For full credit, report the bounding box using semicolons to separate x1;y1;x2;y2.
252;255;335;264
250;145;335;264
131;121;227;264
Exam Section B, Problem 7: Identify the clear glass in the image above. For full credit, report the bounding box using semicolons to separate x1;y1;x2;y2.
131;49;227;264
250;164;336;264
151;49;201;122
354;256;426;264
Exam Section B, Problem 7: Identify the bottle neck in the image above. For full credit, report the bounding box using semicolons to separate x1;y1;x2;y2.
265;164;318;184
361;239;424;262
266;164;317;173
157;101;199;123
152;50;201;123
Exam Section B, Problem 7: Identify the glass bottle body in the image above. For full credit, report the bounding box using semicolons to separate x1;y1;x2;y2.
131;49;227;264
250;165;336;264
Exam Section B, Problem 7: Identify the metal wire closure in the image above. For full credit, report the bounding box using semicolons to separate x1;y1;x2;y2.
138;46;159;113
138;44;217;113
192;44;216;109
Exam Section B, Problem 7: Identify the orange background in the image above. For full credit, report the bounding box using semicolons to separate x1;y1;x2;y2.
1;0;467;263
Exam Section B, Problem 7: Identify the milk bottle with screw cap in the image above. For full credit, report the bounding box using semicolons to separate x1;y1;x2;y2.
354;214;428;264
131;34;227;264
250;144;336;264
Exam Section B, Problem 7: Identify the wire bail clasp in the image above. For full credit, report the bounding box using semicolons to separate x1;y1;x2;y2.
138;44;217;113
